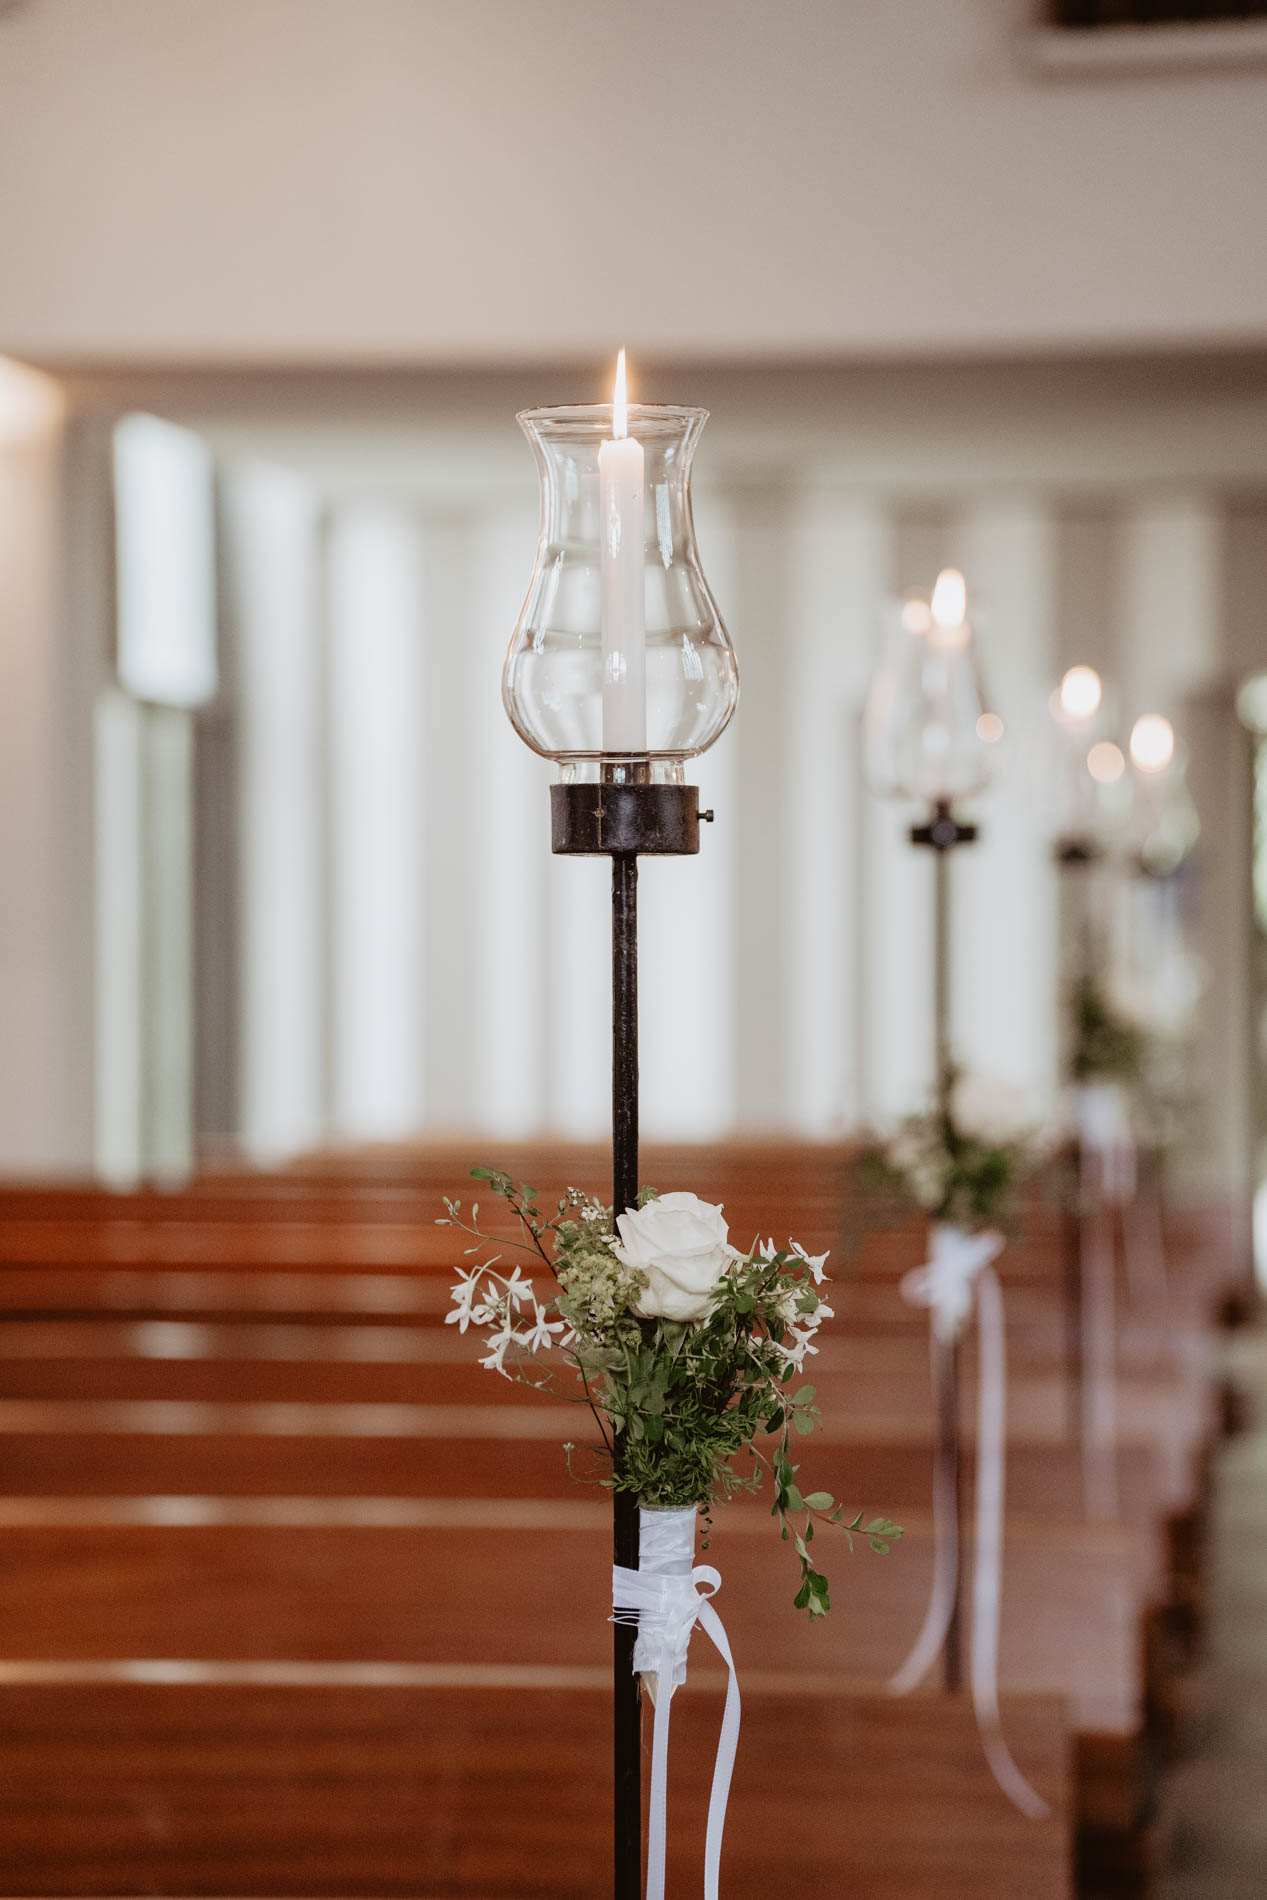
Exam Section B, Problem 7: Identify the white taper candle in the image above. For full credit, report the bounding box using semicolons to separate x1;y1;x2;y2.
598;348;647;754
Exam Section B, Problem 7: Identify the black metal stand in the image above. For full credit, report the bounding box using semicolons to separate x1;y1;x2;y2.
1054;839;1101;1450
910;797;978;1694
552;772;707;1900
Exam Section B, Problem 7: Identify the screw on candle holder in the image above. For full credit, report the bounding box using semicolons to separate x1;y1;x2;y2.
550;782;704;857
551;771;707;1900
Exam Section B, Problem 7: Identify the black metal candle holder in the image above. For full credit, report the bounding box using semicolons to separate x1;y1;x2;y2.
552;774;707;1900
909;795;979;1693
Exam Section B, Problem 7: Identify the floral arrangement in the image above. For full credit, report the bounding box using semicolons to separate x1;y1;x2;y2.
441;1171;900;1617
862;1071;1039;1231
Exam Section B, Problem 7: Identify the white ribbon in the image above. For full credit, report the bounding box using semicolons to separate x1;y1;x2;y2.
891;1224;1049;1821
612;1506;741;1900
1075;1081;1136;1207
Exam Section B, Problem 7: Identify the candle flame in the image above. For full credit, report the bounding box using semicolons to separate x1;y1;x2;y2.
930;568;967;631
613;348;628;440
1129;713;1175;775
1059;665;1102;723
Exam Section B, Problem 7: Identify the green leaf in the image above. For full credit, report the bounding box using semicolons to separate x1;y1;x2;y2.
792;1412;815;1436
793;1577;812;1610
785;1484;805;1513
804;1491;833;1511
793;1385;817;1404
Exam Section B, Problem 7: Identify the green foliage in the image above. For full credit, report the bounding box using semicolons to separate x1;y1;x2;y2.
1069;975;1145;1085
440;1168;901;1618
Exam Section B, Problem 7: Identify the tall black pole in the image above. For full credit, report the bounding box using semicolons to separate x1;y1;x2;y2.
549;776;708;1900
911;797;977;1696
611;849;642;1900
931;839;963;1694
1056;844;1098;1449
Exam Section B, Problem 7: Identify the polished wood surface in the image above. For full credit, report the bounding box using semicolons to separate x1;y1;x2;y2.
0;1145;1243;1895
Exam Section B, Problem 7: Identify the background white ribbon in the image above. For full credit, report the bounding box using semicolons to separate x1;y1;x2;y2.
891;1224;1049;1821
612;1506;741;1900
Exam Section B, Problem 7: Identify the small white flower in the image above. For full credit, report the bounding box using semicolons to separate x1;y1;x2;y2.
478;1320;519;1378
522;1302;566;1354
446;1270;490;1333
499;1267;534;1308
789;1240;830;1285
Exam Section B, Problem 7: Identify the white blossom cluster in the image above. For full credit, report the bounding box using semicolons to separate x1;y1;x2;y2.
760;1237;834;1371
445;1259;566;1377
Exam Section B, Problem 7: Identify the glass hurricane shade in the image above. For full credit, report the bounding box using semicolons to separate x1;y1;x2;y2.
1130;743;1199;877
863;585;997;805
1045;670;1129;852
502;403;738;770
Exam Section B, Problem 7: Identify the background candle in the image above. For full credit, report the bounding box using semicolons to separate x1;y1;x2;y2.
598;349;647;755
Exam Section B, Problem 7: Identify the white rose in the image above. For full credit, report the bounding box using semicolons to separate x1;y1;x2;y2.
612;1191;742;1322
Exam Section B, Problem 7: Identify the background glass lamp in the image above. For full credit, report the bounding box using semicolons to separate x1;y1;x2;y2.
864;568;999;814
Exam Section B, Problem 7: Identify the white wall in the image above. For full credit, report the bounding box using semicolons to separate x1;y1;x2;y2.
0;0;1264;365
0;361;96;1171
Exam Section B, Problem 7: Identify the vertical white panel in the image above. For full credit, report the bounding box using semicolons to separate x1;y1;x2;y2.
729;484;796;1131
639;485;739;1142
113;413;218;708
858;512;934;1126
1116;494;1231;1194
326;504;426;1139
224;464;326;1163
418;515;481;1132
860;790;934;1123
1117;494;1222;721
951;498;1059;1109
94;691;144;1186
0;366;96;1173
545;852;610;1141
784;491;890;1134
142;706;196;1181
467;497;552;1138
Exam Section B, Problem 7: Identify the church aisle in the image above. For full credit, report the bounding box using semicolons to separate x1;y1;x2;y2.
1159;1324;1267;1900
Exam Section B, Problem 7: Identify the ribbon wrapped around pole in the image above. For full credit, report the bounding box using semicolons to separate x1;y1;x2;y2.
890;1223;1049;1821
612;1507;741;1900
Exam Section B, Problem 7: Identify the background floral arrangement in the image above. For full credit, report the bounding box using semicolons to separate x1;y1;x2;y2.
442;1172;899;1617
1069;973;1146;1086
860;1071;1041;1231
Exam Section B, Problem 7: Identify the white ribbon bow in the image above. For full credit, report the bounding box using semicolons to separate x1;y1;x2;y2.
892;1225;1049;1822
1075;1081;1136;1207
612;1507;741;1900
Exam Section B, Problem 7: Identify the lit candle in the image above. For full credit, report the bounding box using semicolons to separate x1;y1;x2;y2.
598;349;647;754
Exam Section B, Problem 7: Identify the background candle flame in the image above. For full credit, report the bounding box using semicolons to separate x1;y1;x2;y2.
613;348;628;440
930;567;967;631
1130;713;1175;775
1060;665;1103;722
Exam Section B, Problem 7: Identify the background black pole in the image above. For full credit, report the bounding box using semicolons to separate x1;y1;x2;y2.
911;797;977;1695
932;831;963;1694
611;849;642;1900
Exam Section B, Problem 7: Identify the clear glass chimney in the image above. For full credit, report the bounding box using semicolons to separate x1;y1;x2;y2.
502;400;738;779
